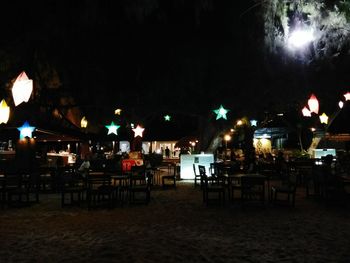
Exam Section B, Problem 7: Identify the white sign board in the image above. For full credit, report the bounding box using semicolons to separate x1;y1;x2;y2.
180;154;214;180
313;148;336;159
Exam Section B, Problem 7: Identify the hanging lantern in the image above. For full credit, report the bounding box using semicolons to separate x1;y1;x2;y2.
307;94;319;114
338;101;344;109
319;113;329;125
0;99;10;124
302;106;312;117
81;116;88;128
213;105;229;120
344;92;350;101
18;121;35;139
132;125;144;137
12;71;33;106
105;121;120;135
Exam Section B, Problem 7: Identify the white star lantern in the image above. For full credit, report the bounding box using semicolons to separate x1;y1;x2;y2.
12;71;33;106
105;121;120;135
302;106;312;117
132;125;144;137
344;92;350;101
18;121;35;139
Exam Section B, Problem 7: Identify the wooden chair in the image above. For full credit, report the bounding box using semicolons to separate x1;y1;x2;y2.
61;171;85;207
129;174;151;204
270;170;297;207
87;172;116;209
241;175;265;206
193;164;201;188
199;165;225;206
162;163;176;188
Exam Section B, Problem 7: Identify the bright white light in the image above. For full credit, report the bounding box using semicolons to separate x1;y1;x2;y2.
338;101;344;109
288;29;314;50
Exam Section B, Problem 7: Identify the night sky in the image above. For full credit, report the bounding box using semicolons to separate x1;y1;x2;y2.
0;1;349;139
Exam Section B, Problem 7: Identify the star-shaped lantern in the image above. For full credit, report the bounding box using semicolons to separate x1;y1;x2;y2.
213;105;229;120
18;121;35;139
164;115;171;121
0;99;10;124
12;71;33;106
115;108;122;115
105;121;120;135
302;106;312;117
344;92;350;101
132;125;144;137
319;113;329;125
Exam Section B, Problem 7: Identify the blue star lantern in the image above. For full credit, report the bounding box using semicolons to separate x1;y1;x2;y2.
213;105;229;120
18;121;35;139
105;121;120;135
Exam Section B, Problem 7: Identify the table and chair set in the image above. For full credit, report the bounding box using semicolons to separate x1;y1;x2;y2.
195;162;298;207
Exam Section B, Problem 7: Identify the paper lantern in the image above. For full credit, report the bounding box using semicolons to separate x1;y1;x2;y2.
12;71;33;106
81;116;88;128
344;92;350;101
213;105;229;120
302;106;312;117
338;101;344;109
132;125;144;137
0;99;10;124
307;94;319;114
105;121;120;135
18;121;35;139
319;113;328;125
164;115;171;121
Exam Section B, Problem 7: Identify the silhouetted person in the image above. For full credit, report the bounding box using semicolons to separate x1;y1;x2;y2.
165;146;170;159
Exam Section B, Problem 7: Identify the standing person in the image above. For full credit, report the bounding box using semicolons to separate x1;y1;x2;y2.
165;146;170;159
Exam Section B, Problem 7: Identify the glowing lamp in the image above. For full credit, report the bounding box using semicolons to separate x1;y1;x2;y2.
319;113;328;125
224;134;231;142
105;121;120;135
213;105;229;120
18;121;35;139
288;28;314;50
344;92;350;101
338;101;344;109
132;125;144;137
81;116;88;128
164;115;171;121
307;94;319;114
12;71;33;106
302;106;312;117
115;109;122;115
0;99;10;124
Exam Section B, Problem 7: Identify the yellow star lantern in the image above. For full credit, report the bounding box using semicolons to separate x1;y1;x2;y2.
105;121;120;135
18;121;35;139
12;71;33;106
115;108;122;115
344;92;350;101
132;125;144;137
0;99;10;124
319;113;329;125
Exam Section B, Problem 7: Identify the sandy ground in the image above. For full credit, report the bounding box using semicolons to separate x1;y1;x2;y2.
1;178;350;263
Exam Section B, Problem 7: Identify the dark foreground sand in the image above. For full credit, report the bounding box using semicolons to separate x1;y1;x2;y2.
1;180;350;263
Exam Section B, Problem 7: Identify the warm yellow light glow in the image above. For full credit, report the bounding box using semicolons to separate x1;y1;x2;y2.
310;127;316;132
319;113;329;124
224;134;231;141
338;101;344;109
308;94;319;114
236;120;243;126
0;99;10;124
12;71;33;106
115;108;122;115
344;92;350;101
302;106;311;117
81;116;88;128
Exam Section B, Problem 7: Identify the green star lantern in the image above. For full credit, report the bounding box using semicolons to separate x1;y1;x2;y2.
164;115;171;121
105;121;120;135
213;105;229;120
